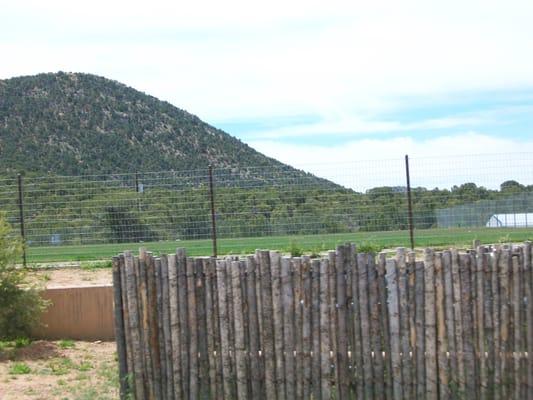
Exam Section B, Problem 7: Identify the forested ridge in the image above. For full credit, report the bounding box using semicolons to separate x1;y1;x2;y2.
1;72;532;245
0;71;330;187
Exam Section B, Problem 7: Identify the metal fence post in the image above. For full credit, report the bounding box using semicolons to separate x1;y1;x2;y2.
17;173;27;266
208;165;217;257
405;155;415;250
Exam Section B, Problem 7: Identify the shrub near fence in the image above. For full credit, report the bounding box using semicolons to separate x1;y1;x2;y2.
112;242;533;400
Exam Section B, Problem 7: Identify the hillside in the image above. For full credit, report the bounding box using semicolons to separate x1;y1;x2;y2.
0;72;331;187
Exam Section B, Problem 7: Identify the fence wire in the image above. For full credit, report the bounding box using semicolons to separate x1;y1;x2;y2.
1;152;532;262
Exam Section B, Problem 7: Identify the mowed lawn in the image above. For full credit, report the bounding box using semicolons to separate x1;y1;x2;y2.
26;227;533;263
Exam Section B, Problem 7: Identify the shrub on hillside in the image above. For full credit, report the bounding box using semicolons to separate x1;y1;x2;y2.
0;215;48;339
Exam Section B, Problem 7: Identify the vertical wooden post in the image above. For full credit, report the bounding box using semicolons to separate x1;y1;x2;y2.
369;251;384;400
196;259;210;400
186;258;199;399
112;256;130;399
386;258;403;400
511;252;522;399
302;256;312;400
258;250;277;400
460;254;477;399
435;252;449;400
493;247;502;400
424;249;438;400
378;252;393;400
176;249;190;398
397;247;412;397
358;252;374;399
281;257;296;400
125;251;146;400
524;242;533;400
292;257;304;400
246;255;263;400
160;255;174;400
204;257;221;399
351;249;364;399
336;246;349;400
451;249;465;394
120;254;135;396
154;258;168;400
319;257;331;399
231;260;248;400
311;259;322;400
407;251;417;400
415;260;426;398
216;260;233;399
476;248;487;399
270;251;285;400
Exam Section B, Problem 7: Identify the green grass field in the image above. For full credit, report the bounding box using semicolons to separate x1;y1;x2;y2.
25;227;533;264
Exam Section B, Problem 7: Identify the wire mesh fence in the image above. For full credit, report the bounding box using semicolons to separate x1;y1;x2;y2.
1;152;532;263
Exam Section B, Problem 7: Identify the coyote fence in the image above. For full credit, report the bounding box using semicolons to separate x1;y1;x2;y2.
112;242;533;399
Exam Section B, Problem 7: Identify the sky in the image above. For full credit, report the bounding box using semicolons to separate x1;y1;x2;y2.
1;0;533;190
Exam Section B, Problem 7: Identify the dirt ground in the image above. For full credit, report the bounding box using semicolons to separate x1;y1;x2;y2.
0;340;118;400
28;267;113;288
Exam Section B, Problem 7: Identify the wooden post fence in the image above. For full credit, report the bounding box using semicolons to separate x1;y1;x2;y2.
112;242;533;399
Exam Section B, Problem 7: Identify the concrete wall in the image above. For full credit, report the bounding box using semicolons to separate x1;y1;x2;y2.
33;285;115;341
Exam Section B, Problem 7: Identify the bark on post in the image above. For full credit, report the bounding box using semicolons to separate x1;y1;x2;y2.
195;258;210;400
415;260;426;398
336;246;350;400
524;242;533;400
378;252;393;400
451;249;465;393
186;258;199;399
424;248;438;400
231;260;248;400
311;259;322;400
368;251;384;400
319;258;331;399
292;257;304;400
112;256;129;399
281;257;296;400
460;254;477;399
351;249;364;399
270;251;285;400
204;258;218;399
154;258;169;400
302;256;312;400
176;249;190;398
125;251;146;400
258;250;277;400
216;259;233;399
396;247;412;397
245;255;263;400
386;258;403;400
358;252;374;399
476;248;487;399
160;255;175;400
435;252;449;400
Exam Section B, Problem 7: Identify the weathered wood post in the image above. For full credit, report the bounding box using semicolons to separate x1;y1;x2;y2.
112;256;129;399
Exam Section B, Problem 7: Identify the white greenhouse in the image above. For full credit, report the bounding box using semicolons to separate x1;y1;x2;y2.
486;213;533;228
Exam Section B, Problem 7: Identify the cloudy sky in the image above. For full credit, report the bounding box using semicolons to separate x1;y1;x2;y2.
1;0;533;190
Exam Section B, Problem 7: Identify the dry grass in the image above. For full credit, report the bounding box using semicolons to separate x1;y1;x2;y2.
0;340;118;399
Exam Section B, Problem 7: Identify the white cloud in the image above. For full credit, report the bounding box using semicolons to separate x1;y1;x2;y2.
1;0;533;121
250;134;533;191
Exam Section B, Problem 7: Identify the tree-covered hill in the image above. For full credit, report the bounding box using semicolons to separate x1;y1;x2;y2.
0;72;331;187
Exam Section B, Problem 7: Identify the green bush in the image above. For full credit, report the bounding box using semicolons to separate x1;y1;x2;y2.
0;214;49;339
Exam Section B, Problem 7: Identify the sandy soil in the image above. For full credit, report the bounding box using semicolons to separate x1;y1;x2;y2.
28;268;113;289
0;340;118;400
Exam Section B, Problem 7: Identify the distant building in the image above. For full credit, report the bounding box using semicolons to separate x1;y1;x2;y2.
486;213;533;228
